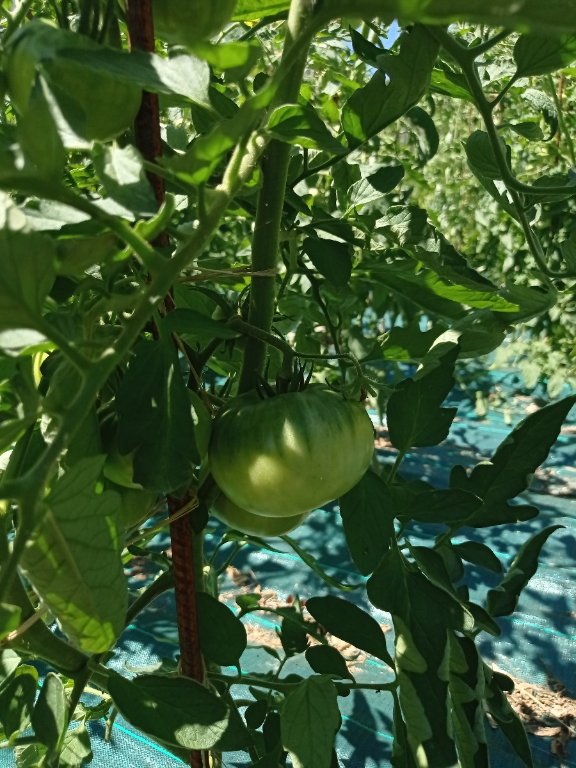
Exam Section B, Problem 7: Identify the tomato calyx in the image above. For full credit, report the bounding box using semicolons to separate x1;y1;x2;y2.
255;359;314;400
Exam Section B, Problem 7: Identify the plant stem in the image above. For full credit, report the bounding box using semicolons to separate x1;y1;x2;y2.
238;0;317;392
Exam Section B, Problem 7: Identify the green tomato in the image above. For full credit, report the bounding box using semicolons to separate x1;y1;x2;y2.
211;492;308;537
209;387;374;517
153;0;236;46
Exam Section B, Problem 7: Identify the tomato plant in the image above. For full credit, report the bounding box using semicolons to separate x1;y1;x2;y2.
0;1;575;767
210;387;375;516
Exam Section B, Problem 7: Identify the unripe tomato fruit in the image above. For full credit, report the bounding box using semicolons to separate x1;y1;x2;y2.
211;492;309;537
153;0;236;46
209;387;374;517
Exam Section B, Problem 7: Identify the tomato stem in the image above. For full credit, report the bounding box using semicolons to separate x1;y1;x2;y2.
237;0;318;392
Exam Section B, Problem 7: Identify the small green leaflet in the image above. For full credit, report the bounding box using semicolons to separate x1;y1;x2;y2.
267;104;344;153
108;673;229;751
342;26;439;148
302;237;352;286
0;230;56;331
306;595;393;669
19;456;127;653
339;470;395;575
281;676;340;768
116;339;199;493
387;343;458;451
196;591;247;667
31;672;68;754
487;525;563;617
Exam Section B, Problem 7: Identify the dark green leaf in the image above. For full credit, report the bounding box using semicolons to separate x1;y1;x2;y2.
161;308;240;342
0;604;22;642
305;645;353;680
405;106;439;163
281;676;340;768
484;667;534;767
108;672;229;751
451;395;576;525
306;596;393;668
387;343;458;450
197;591;247;667
232;0;290;20
454;541;502;573
366;163;405;194
342;26;439;148
380;324;442;362
19;456;127;653
487;525;563;617
0;665;38;737
302;237;352;286
448;636;488;768
391;691;418;768
339;470;395;575
280;614;309;657
514;35;576;78
116;339;199;492
0;650;21;691
58;725;93;767
0;230;56;331
31;672;68;753
465;130;508;181
267;104;343;152
244;699;268;730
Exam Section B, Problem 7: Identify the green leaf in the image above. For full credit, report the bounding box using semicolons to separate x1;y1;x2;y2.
366;163;405;194
448;636;488;768
454;541;502;573
17;78;65;176
0;230;56;331
305;645;353;680
31;672;68;753
196;591;247;666
267;104;343;152
116;339;199;493
380;324;442;362
161;308;240;342
484;667;534;767
387;343;458;450
92;144;157;216
0;603;22;642
281;676;340;768
451;395;576;525
487;525;563;617
280;613;309;657
59;725;93;767
57;47;210;106
342;26;439;148
514;35;576;78
19;456;127;653
393;487;483;527
339;470;395;575
302;237;352;286
305;596;393;668
232;0;290;20
108;672;230;751
391;691;418;768
0;664;38;737
14;744;47;767
465;130;508;181
0;650;22;691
